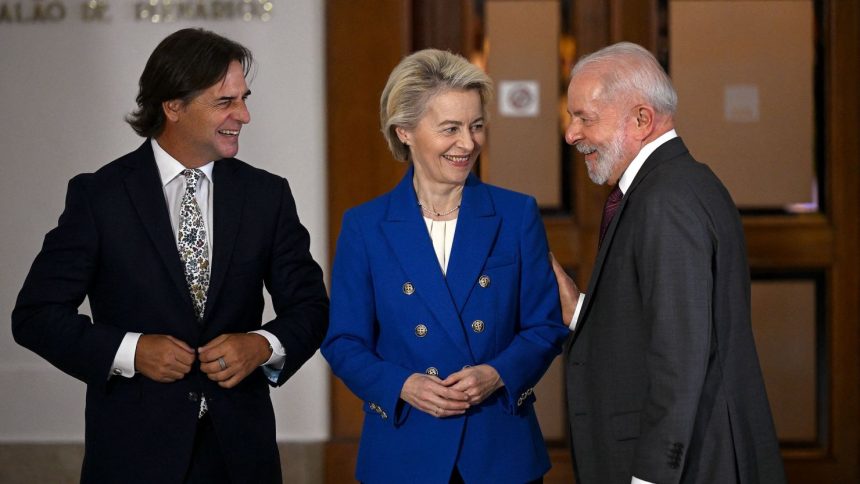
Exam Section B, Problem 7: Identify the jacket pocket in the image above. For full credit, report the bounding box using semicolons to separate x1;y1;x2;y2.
484;253;516;269
611;410;641;441
104;375;142;402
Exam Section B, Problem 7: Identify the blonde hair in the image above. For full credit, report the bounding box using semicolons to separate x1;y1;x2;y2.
380;49;493;161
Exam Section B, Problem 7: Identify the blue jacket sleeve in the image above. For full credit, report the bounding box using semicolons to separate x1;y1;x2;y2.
321;210;413;425
487;196;568;413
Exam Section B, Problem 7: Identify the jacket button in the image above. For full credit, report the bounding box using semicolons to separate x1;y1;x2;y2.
478;274;491;288
425;367;439;376
414;324;428;337
471;320;485;333
187;392;199;402
402;282;415;295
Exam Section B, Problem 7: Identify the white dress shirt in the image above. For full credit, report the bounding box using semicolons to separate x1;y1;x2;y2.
566;130;678;484
110;139;286;379
423;217;457;276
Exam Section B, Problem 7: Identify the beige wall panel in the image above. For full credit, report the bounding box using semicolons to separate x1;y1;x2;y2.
534;357;565;441
485;0;561;207
670;0;815;208
751;280;817;442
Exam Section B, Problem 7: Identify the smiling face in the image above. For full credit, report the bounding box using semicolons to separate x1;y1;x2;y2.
565;70;637;185
397;88;485;191
159;60;251;168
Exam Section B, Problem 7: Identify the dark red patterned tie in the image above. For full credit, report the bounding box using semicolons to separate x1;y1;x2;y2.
598;185;623;248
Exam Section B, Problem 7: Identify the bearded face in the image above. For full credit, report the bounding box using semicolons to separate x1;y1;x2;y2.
565;71;638;186
575;117;630;185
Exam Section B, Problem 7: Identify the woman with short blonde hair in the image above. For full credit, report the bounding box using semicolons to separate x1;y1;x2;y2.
323;49;566;484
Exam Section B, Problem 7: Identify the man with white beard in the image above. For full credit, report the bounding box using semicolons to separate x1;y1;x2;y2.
551;42;785;484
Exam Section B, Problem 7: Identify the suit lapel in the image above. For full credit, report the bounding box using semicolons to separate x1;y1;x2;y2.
122;141;193;311
203;159;245;322
574;195;629;339
445;175;499;313
574;137;690;339
380;168;474;361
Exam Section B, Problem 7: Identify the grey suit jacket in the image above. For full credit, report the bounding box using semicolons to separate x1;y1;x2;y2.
565;138;785;484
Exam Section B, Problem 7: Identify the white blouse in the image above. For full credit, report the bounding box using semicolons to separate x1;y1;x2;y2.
423;216;457;275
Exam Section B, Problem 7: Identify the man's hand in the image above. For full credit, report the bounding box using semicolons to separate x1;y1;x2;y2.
441;364;503;406
550;252;580;326
135;334;195;382
198;333;272;388
400;373;470;418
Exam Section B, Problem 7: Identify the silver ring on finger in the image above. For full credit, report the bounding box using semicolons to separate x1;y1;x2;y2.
218;357;228;371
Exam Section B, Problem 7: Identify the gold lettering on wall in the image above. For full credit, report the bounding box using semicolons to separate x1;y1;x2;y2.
0;0;274;24
0;1;67;23
81;0;108;22
135;1;274;23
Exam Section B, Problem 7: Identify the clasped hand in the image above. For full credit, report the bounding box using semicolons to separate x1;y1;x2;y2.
135;333;271;388
399;364;503;418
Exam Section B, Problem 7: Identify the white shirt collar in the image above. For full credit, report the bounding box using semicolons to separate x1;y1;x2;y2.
617;129;677;194
151;138;214;187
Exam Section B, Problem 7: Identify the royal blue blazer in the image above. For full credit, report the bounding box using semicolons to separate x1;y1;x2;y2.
322;167;568;483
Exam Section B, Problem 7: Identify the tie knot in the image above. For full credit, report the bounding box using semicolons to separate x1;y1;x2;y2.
182;169;202;193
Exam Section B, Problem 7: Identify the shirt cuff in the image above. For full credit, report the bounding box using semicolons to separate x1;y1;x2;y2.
569;293;586;330
110;332;142;379
249;329;286;369
632;477;656;484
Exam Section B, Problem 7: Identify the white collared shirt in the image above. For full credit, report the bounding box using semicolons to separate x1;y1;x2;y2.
152;138;215;250
110;139;285;379
423;217;458;275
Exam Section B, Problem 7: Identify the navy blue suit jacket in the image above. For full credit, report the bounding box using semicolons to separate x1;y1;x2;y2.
12;141;329;483
322;168;568;483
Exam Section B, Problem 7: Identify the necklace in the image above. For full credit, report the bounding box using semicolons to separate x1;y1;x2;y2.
418;201;460;217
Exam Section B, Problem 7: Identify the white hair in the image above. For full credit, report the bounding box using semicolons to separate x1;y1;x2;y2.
572;42;677;115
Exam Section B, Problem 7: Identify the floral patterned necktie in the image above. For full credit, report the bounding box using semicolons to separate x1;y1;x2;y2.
178;169;210;418
178;169;210;321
